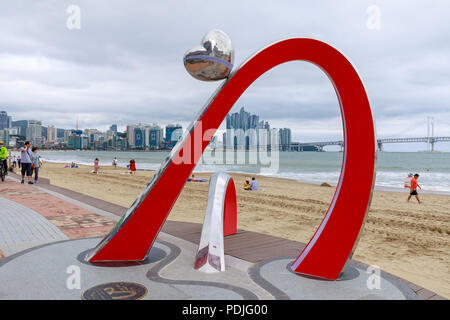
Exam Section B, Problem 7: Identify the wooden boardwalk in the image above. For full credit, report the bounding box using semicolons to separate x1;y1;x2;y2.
162;220;306;263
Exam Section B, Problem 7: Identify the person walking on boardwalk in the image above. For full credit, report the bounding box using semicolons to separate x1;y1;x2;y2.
407;174;422;204
31;146;42;184
18;141;33;184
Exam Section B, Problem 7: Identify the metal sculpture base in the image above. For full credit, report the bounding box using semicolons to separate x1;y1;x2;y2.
195;172;236;273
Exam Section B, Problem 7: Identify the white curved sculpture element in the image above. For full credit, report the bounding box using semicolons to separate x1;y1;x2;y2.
194;171;237;273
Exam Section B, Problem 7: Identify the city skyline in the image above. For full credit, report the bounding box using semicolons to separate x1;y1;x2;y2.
0;107;297;151
2;107;449;152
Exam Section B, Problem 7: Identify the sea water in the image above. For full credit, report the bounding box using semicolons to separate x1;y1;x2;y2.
36;150;450;194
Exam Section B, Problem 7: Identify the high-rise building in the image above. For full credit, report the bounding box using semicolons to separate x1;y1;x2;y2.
134;127;144;148
64;130;72;143
12;120;28;137
57;128;65;139
47;125;57;143
7;127;20;136
81;136;89;149
126;124;135;147
165;124;183;143
26;120;42;146
149;126;163;149
225;107;273;150
0;129;9;146
0;111;8;130
68;135;82;149
250;114;259;129
110;124;118;134
279;128;291;151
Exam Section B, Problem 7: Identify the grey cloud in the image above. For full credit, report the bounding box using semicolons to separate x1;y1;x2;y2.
0;0;449;151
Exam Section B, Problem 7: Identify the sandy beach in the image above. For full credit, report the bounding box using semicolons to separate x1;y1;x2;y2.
36;162;450;298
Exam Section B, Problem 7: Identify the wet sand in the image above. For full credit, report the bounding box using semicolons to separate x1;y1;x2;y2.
37;162;450;298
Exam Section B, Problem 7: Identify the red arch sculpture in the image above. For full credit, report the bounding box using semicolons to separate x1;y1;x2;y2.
87;38;376;280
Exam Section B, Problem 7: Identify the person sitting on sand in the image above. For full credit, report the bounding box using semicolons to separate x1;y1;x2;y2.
71;162;77;168
129;159;136;175
250;177;258;191
243;180;251;190
407;174;422;204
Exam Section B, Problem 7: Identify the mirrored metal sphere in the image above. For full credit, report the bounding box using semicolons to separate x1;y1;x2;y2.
183;29;234;81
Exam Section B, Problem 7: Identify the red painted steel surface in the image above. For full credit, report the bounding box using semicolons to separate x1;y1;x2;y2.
89;39;375;280
223;179;237;237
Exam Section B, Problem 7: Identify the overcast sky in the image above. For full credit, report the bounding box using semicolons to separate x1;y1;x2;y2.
1;0;449;151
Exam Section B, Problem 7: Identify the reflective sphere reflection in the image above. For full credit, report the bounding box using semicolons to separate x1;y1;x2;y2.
183;29;234;81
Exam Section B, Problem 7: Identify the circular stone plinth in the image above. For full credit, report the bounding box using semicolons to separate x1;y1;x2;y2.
248;257;419;300
0;237;420;300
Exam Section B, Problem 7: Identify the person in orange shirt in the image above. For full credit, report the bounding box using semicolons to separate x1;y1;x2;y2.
407;173;422;204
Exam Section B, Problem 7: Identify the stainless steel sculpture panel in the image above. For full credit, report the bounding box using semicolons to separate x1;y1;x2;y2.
195;172;236;273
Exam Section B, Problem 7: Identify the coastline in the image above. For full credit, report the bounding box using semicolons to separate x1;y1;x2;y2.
34;162;450;298
38;158;450;196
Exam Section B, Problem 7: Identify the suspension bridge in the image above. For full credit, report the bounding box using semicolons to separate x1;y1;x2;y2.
291;117;450;152
290;136;450;152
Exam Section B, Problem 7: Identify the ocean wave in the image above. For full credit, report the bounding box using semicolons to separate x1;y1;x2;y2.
39;153;450;194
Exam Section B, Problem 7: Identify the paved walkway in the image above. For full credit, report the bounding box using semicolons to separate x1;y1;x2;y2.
0;176;445;300
0;178;115;242
0;198;68;256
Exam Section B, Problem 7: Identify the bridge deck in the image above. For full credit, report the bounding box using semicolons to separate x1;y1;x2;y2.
294;136;450;147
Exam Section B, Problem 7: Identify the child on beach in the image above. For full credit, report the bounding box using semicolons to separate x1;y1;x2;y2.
93;158;99;174
407;174;422;204
129;159;136;175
